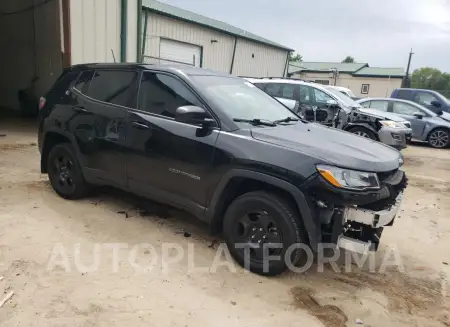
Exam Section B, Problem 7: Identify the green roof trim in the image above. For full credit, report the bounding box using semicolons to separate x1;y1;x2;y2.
142;0;293;51
353;67;405;78
288;61;405;78
289;61;368;74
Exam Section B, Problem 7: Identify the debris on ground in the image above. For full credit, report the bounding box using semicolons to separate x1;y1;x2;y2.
0;277;3;282
208;240;219;248
0;291;14;308
117;211;129;218
355;318;364;324
183;231;191;238
0;134;6;137
444;262;449;266
230;301;237;306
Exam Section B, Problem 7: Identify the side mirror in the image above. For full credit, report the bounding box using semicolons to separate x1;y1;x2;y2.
413;113;423;119
326;99;338;107
431;100;441;107
175;106;215;127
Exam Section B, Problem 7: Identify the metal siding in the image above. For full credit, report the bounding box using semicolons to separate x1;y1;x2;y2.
143;12;234;72
70;0;121;64
232;38;288;77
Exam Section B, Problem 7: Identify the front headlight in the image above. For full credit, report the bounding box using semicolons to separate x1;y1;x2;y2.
380;120;404;129
317;165;380;190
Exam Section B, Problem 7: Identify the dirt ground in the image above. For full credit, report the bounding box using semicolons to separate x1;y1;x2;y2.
1;117;449;327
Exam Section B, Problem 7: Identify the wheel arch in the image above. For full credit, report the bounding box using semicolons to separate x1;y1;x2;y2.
344;123;379;140
206;169;319;250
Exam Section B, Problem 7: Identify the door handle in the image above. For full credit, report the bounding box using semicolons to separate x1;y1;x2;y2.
74;105;87;113
131;121;150;130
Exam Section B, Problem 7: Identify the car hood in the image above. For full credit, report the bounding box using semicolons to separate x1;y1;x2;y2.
358;108;406;122
250;122;401;172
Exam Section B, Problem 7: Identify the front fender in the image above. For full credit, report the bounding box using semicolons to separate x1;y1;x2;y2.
206;169;320;251
344;123;379;139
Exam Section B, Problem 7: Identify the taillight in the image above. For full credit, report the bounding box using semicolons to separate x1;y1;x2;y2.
39;97;46;110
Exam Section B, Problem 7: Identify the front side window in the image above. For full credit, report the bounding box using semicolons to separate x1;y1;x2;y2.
192;76;297;122
312;87;333;104
370;100;389;111
392;102;422;115
138;72;202;118
415;92;438;106
87;70;138;108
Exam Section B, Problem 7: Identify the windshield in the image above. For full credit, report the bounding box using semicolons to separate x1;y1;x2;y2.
192;75;297;122
325;86;361;108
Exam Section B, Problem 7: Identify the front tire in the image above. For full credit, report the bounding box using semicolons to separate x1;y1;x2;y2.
223;191;307;276
428;128;450;148
348;126;377;140
47;143;90;199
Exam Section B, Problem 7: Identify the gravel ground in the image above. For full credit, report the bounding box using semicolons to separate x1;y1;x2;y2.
0;117;449;327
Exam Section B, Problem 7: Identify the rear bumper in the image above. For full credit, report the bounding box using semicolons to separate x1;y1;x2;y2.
378;126;412;150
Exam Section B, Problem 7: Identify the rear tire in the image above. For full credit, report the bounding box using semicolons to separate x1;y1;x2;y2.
47;143;90;199
223;191;307;276
428;128;450;148
348;126;377;140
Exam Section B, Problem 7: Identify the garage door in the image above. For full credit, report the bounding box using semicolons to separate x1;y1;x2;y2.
159;39;201;67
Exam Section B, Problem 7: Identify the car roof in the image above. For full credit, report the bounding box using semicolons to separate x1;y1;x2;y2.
394;88;439;93
69;63;235;77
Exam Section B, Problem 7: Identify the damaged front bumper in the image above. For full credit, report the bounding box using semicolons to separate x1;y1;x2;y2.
338;191;404;253
304;169;407;254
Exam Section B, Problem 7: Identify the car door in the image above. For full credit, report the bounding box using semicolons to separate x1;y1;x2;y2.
391;101;428;139
69;68;138;187
125;70;219;213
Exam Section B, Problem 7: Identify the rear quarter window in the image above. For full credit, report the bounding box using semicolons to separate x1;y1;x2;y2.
395;89;412;100
45;70;80;105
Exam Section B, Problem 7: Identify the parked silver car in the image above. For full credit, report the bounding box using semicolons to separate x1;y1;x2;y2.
357;98;450;148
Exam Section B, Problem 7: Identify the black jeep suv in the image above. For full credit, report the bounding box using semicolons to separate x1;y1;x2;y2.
38;64;407;275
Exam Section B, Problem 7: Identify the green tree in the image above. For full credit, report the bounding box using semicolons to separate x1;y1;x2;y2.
342;56;355;63
411;67;448;90
289;53;302;62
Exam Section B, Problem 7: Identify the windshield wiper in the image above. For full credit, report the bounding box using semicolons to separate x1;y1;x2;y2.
274;116;299;124
233;118;276;126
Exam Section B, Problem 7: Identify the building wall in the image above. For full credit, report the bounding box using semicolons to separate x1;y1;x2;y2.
0;0;62;110
143;12;235;72
232;38;288;77
70;0;121;64
293;72;403;98
142;11;288;77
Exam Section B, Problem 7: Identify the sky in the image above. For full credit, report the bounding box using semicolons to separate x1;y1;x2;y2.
160;0;450;72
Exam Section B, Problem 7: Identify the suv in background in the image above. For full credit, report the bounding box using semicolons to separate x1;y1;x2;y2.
38;64;407;275
247;78;411;150
391;88;450;114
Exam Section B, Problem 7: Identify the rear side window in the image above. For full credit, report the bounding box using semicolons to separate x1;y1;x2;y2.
87;70;139;108
46;70;80;104
265;83;282;97
253;83;266;91
74;70;94;94
395;90;412;100
369;100;389;111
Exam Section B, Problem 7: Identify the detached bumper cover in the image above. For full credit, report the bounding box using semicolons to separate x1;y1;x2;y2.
343;191;404;228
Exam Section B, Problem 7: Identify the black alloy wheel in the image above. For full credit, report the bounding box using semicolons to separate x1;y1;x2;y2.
47;143;89;199
223;191;306;276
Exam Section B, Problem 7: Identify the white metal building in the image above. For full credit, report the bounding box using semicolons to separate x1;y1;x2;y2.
0;0;292;113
